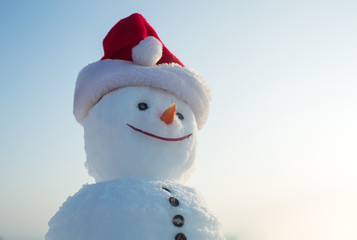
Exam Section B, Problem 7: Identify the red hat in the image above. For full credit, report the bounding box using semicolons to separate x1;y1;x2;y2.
74;13;210;129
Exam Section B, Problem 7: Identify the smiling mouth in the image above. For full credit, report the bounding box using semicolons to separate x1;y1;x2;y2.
127;124;192;141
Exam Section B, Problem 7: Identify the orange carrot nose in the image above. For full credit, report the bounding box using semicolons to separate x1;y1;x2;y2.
160;103;176;125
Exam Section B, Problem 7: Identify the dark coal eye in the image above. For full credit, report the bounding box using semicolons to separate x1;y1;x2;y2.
138;102;148;111
176;112;184;120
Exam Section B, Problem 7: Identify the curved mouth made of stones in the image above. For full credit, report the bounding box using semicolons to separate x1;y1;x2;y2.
127;124;192;142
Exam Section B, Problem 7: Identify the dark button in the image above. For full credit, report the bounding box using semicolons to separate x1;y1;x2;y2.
172;215;184;227
162;187;171;193
175;233;187;240
169;197;179;207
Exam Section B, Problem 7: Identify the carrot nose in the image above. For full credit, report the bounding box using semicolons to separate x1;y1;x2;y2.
160;103;176;125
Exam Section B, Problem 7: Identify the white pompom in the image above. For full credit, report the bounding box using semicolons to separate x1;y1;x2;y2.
132;36;163;66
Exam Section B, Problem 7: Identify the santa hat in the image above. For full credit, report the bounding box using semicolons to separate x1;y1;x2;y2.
73;13;210;129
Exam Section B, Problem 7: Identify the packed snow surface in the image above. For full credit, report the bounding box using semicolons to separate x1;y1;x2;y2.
83;86;198;182
46;86;224;239
46;178;224;240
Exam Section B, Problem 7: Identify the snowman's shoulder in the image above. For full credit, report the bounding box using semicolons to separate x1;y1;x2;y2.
58;178;199;210
55;177;215;222
61;178;164;209
47;178;225;240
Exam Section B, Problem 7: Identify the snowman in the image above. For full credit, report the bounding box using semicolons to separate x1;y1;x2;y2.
46;13;224;240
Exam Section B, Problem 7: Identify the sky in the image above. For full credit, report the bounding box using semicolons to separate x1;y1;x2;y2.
0;1;356;239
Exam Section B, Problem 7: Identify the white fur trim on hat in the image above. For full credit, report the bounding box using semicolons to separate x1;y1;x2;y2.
132;37;163;66
73;59;210;129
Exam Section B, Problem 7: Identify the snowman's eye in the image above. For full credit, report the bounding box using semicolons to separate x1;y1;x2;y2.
176;112;184;120
138;102;149;111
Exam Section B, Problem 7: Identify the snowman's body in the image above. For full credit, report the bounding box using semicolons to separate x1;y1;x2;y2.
46;86;224;239
46;178;224;240
46;13;224;240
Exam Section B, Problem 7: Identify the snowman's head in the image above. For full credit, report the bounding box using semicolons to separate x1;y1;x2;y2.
83;86;198;182
74;14;211;182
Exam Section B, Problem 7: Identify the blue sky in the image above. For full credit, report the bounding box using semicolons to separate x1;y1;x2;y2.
1;1;357;240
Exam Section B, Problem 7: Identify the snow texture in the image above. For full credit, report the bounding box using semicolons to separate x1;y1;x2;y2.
47;87;224;239
73;59;210;130
83;87;198;182
46;178;224;240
